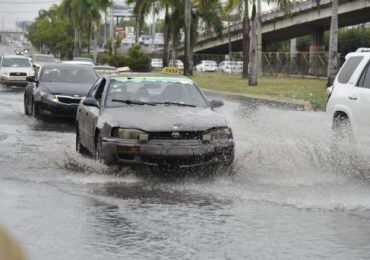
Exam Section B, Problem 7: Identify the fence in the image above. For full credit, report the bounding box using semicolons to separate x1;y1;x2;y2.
151;52;341;78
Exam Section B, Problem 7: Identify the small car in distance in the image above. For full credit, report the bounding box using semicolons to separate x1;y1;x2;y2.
75;72;234;169
151;58;163;69
195;60;217;72
24;63;98;118
169;59;184;70
0;55;34;86
218;61;243;74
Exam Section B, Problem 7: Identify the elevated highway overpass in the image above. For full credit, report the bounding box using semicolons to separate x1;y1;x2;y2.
183;0;370;55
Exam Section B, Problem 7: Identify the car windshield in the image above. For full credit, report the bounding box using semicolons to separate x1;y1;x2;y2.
106;77;208;108
33;56;55;63
2;58;31;67
40;67;97;83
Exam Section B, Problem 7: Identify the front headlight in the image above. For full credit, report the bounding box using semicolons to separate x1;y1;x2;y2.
40;91;58;102
112;128;148;141
203;128;232;141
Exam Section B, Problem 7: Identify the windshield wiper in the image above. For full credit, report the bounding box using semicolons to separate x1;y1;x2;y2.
111;99;155;106
153;101;196;107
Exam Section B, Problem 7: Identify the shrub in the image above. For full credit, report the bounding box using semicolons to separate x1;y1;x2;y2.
80;53;93;59
97;53;111;65
126;45;151;72
110;53;127;67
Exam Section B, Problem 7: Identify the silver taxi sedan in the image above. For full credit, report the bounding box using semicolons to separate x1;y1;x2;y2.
76;73;234;169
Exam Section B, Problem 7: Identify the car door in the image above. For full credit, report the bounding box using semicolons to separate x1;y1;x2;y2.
351;58;370;141
78;78;102;148
84;78;107;152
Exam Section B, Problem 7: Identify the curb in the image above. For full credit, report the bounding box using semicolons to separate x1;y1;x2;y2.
202;88;313;111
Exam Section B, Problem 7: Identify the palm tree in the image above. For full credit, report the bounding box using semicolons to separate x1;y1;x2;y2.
86;0;111;54
249;0;292;85
327;0;338;87
171;0;223;75
249;2;257;85
225;0;250;79
127;0;174;66
60;0;87;57
184;0;192;76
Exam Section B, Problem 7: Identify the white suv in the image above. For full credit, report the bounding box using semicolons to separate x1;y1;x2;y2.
326;48;370;148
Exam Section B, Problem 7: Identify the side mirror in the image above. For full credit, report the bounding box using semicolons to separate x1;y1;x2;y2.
83;98;98;107
209;99;224;108
26;76;36;82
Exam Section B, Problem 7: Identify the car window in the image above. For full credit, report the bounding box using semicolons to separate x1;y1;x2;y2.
40;67;97;83
357;61;370;89
87;78;102;97
105;78;208;108
337;56;363;84
2;58;32;67
33;56;55;63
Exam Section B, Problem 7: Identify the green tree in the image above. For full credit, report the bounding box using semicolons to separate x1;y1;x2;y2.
27;4;74;58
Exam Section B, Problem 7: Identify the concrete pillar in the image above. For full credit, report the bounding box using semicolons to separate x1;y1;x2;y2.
290;38;297;55
290;38;297;75
257;0;262;76
309;27;325;75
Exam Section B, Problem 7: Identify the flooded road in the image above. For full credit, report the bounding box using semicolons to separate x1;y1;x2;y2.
1;49;370;260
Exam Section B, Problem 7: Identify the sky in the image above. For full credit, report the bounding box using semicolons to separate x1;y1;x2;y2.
0;0;62;31
0;0;273;31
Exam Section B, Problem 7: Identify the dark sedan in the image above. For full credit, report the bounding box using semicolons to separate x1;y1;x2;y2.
24;63;98;118
76;73;234;169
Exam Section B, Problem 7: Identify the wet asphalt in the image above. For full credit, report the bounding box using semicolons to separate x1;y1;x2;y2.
1;44;370;260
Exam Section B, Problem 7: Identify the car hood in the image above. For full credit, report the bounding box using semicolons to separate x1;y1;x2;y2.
100;106;228;132
39;82;93;96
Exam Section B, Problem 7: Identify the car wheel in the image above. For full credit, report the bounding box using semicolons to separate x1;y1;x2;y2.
24;95;32;115
76;125;88;155
330;113;358;170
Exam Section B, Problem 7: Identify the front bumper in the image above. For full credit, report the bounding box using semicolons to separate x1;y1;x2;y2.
0;75;28;85
100;138;235;168
36;100;78;118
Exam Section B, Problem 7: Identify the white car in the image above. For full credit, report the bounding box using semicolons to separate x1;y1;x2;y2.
169;59;184;70
218;61;243;74
0;55;35;85
326;48;370;154
195;60;217;72
151;58;163;68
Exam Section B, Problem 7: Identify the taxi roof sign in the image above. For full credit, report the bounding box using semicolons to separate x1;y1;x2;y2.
162;67;179;74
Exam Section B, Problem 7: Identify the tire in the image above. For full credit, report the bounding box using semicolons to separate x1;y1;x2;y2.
76;125;88;155
24;95;32;115
94;133;105;164
330;114;358;170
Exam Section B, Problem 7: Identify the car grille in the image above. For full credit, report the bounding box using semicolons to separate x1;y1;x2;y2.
10;72;26;76
148;131;203;140
56;95;82;104
142;155;213;166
